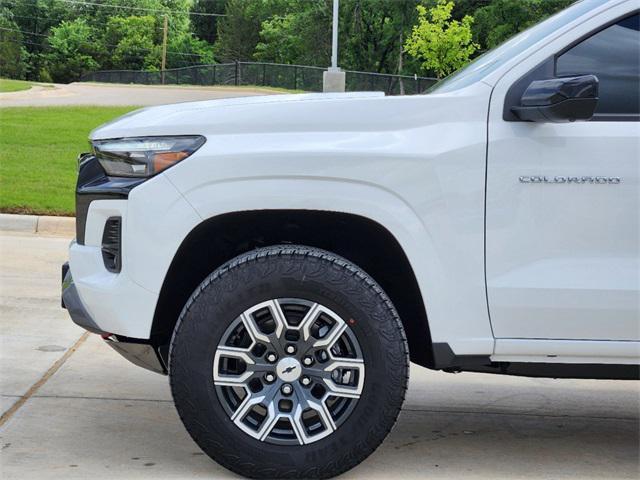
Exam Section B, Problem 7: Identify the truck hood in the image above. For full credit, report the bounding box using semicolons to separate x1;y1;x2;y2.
89;82;492;140
90;91;387;140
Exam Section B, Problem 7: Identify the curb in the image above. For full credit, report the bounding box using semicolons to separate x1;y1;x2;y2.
0;213;75;237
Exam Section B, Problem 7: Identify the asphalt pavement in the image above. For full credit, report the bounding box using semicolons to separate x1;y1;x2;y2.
0;82;280;107
0;228;638;479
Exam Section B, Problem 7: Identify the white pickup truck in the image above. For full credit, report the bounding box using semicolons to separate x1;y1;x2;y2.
62;0;639;477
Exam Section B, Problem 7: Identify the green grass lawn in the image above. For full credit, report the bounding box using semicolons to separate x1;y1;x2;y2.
0;106;138;216
0;79;36;93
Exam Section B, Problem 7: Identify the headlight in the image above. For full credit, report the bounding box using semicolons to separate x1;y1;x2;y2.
92;135;206;177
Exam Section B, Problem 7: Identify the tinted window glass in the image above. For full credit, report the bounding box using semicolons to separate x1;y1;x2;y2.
556;14;640;116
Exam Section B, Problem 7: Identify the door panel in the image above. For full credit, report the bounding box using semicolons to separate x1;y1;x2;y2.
486;121;639;340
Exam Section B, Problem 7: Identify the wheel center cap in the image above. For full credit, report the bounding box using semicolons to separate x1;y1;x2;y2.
276;357;301;382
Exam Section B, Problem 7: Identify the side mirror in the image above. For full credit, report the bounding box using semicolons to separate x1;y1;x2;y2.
511;75;599;123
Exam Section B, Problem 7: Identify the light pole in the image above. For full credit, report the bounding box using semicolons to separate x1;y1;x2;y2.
323;0;346;92
161;15;168;85
330;0;339;71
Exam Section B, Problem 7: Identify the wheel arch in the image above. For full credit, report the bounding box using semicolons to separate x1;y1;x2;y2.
150;209;435;368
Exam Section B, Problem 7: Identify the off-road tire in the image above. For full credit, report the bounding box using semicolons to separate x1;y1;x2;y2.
169;245;409;479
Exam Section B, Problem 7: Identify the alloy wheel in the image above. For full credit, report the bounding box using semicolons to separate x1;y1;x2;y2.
213;298;365;445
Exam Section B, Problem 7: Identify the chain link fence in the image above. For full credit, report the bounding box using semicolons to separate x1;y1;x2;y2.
80;62;437;95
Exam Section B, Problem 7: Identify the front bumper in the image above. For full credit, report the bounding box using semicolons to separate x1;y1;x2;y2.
64;152;199;374
62;262;167;375
61;261;106;335
69;154;198;339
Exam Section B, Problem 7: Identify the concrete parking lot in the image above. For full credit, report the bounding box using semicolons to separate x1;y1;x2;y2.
1;228;639;479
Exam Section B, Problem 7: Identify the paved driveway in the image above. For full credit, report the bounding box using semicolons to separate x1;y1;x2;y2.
0;83;280;107
0;229;638;479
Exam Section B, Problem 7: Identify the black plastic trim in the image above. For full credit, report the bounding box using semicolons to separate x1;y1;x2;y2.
512;96;599;123
432;342;639;380
61;262;69;308
101;217;122;273
104;336;168;375
454;362;640;380
61;263;109;335
76;155;143;244
503;57;554;121
432;342;491;369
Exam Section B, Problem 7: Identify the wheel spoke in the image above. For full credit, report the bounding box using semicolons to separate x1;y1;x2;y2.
304;305;347;349
299;304;350;354
290;383;335;444
231;384;280;441
241;300;288;356
263;300;289;356
322;357;365;399
314;397;337;432
315;320;347;349
265;300;288;337
231;390;263;422
213;346;255;386
245;361;274;374
257;406;281;441
255;385;281;440
302;366;333;381
289;409;308;445
240;312;270;344
299;302;321;341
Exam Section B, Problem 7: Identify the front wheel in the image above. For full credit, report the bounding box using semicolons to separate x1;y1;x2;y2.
169;245;409;479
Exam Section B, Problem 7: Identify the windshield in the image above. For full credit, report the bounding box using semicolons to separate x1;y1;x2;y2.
430;0;609;93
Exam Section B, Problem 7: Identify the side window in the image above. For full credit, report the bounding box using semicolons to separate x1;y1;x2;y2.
556;13;640;117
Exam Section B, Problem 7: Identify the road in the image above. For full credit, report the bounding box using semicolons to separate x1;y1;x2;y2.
0;82;280;107
0;229;638;479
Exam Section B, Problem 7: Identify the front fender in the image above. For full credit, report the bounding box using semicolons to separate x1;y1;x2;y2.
124;84;494;353
128;175;493;355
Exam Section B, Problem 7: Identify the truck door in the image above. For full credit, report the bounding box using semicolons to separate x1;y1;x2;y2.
485;13;640;343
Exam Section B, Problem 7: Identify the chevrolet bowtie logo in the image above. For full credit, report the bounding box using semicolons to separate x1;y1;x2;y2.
282;365;297;374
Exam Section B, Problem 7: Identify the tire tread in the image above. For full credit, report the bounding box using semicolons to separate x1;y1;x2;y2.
169;245;409;479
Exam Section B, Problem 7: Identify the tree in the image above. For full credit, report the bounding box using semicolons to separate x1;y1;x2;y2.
6;0;72;80
255;12;307;64
104;15;159;70
341;0;421;75
472;0;572;49
1;0;577;85
191;0;226;44
451;0;491;20
167;33;215;68
405;0;478;78
254;0;331;66
0;13;29;79
215;0;265;61
44;19;100;82
252;0;423;75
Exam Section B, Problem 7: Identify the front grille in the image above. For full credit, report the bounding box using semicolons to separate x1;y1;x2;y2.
101;217;122;273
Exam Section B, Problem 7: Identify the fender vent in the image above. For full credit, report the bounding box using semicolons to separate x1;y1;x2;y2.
101;217;122;273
